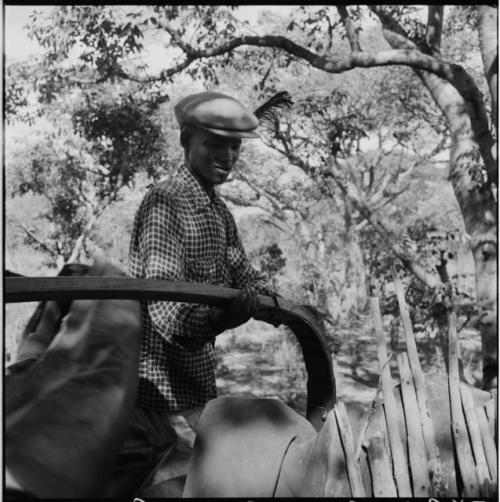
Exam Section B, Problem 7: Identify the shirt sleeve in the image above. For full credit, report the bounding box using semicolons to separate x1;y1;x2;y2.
224;208;274;296
137;189;216;350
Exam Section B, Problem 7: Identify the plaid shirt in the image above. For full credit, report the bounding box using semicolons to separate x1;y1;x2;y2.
128;164;271;411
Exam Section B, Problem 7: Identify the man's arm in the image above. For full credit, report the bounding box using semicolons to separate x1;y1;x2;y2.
135;189;216;350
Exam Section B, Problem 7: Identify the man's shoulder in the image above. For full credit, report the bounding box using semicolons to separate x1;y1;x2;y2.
145;175;187;205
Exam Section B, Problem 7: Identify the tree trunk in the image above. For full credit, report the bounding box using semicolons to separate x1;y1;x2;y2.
382;30;498;388
429;81;497;388
477;5;498;133
295;219;340;321
67;206;97;264
343;199;368;313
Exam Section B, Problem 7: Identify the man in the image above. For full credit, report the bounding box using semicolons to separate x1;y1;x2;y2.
107;92;275;497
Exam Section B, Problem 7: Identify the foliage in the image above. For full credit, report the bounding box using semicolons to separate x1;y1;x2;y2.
250;243;286;286
6;90;167;263
445;5;479;35
5;60;44;124
5;5;496;373
28;6;144;89
73;97;166;186
7;124;94;243
5;63;30;120
286;6;344;54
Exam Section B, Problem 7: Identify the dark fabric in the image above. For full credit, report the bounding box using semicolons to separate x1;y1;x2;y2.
5;260;141;499
128;164;271;411
15;263;91;363
106;406;201;498
4;487;36;500
105;407;178;498
183;396;317;497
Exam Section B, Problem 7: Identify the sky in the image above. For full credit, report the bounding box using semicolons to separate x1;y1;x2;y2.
4;5;48;59
4;5;295;61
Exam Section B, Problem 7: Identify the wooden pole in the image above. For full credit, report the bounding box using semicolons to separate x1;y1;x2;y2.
370;297;412;496
493;388;498;433
460;382;492;496
448;312;480;496
476;405;498;485
355;385;383;463
334;402;366;497
397;352;432;496
391;268;445;495
366;433;398;497
485;396;496;441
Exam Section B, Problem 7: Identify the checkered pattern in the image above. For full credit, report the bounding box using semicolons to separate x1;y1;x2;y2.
128;164;271;411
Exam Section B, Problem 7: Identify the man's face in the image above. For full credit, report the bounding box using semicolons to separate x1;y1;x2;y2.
186;128;242;193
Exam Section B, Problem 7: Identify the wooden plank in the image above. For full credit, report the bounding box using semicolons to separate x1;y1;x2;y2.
485;389;497;444
485;396;496;440
366;433;398;497
317;410;352;497
391;268;445;496
355;381;383;463
460;383;492;495
5;276;336;431
334;402;366;497
397;352;432;496
448;312;480;496
476;406;498;485
370;297;412;496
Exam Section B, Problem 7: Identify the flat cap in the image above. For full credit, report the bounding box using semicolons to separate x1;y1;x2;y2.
174;92;260;138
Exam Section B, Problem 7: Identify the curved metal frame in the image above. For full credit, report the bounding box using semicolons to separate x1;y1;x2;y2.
5;276;335;430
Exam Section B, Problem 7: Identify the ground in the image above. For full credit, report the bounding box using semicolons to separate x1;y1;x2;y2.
215;315;483;423
6;305;482;423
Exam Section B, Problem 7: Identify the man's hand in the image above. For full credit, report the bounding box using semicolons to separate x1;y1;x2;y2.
208;287;259;334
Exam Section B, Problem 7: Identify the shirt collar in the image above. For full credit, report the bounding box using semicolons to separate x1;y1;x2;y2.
176;164;225;209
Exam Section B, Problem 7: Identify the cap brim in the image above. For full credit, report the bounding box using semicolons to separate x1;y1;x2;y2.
197;123;260;139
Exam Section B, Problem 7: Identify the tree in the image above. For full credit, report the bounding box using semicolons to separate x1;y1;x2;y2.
6;87;167;266
8;5;497;386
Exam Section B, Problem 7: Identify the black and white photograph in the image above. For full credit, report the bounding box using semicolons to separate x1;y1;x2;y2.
4;4;498;499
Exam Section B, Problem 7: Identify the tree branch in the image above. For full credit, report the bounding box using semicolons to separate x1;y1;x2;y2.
426;5;444;56
67;233;86;263
371;8;497;186
191;35;474;95
163;23;192;53
337;6;361;52
233;170;297;217
88;28;484;109
327;158;442;289
257;52;276;91
12;216;59;259
476;4;498;132
222;186;295;236
67;204;97;263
